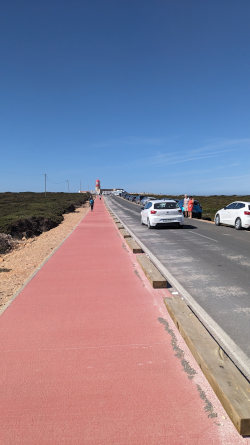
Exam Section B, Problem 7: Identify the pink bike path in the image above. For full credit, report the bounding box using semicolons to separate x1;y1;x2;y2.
0;199;248;444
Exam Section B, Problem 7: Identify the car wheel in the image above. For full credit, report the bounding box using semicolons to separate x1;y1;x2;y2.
177;223;183;228
147;218;153;229
215;214;220;226
235;218;242;230
141;217;144;225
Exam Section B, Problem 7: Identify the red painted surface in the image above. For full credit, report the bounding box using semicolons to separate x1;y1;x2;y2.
0;200;247;444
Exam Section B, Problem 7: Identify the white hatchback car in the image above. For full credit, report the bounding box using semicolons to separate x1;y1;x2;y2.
141;199;184;229
215;201;250;230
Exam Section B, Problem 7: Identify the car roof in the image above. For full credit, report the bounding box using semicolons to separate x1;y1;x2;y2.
230;201;250;204
150;199;177;204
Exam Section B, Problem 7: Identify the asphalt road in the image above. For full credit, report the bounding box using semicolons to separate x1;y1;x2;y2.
106;195;250;379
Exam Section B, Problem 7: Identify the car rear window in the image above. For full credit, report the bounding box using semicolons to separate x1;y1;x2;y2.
154;202;179;209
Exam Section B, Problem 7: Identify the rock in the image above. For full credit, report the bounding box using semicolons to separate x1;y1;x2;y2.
0;234;16;254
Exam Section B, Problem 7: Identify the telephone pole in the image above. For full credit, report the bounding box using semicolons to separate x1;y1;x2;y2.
44;173;47;197
66;180;70;192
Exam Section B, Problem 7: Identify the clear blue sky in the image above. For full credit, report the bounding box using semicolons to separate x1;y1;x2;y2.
1;0;250;195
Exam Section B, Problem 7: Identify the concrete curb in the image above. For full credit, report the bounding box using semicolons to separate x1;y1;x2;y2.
137;254;167;288
119;229;131;239
125;238;144;254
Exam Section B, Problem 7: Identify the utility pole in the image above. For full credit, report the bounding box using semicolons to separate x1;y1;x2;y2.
80;180;82;192
44;173;47;197
66;180;70;192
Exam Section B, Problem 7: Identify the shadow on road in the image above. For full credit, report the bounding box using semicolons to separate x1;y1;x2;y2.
155;224;197;230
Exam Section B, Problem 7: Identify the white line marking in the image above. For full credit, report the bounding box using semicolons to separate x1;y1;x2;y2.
188;231;218;242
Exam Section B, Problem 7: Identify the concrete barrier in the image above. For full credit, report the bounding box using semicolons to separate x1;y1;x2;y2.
164;296;250;436
137;254;167;288
116;223;124;230
125;238;143;254
119;229;131;239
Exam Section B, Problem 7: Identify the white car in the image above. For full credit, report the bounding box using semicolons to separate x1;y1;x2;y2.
215;201;250;230
141;199;184;229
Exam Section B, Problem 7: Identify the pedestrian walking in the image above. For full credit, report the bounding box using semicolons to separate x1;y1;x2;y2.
99;194;102;200
188;196;194;218
89;197;94;211
183;194;189;217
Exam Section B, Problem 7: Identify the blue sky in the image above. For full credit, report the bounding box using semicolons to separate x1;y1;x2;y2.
1;0;250;195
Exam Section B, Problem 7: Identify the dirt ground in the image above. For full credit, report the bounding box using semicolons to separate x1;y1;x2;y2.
0;206;89;309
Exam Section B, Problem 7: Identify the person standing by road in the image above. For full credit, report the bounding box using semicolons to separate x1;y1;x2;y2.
183;194;189;217
89;197;94;211
188;196;194;218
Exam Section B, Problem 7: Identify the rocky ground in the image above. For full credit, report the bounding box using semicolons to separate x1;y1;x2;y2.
0;206;89;310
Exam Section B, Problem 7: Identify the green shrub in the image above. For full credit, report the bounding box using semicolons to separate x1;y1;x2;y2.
0;192;90;237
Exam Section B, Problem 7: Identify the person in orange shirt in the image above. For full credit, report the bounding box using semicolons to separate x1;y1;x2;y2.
188;196;194;218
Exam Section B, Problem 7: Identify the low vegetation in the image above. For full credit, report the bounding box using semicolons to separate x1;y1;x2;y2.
0;192;90;239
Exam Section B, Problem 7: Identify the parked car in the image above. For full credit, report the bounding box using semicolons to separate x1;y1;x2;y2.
140;196;156;207
128;195;136;201
135;195;145;204
141;199;184;229
215;201;250;230
178;199;202;218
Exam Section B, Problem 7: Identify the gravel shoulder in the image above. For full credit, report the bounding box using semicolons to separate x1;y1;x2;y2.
0;205;89;309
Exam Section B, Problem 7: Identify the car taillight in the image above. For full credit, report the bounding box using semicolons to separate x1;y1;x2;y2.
178;209;182;213
244;211;250;215
150;210;157;214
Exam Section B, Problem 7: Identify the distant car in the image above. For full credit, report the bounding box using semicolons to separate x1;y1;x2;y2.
215;201;250;230
141;199;184;229
128;195;136;201
135;195;145;204
178;199;202;218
